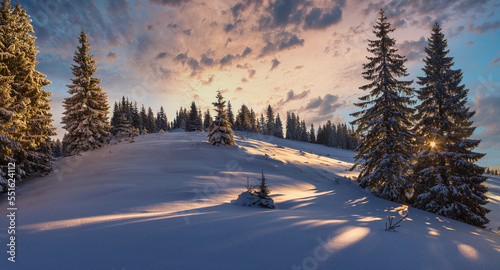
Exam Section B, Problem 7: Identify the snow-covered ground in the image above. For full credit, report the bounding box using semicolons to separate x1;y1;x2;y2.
1;131;499;269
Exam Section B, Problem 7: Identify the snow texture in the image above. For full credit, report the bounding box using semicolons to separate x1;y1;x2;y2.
0;132;499;270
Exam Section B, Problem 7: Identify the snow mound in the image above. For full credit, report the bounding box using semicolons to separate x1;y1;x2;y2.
233;191;276;209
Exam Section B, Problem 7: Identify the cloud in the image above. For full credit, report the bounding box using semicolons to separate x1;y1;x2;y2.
175;53;188;61
241;47;253;57
471;94;500;155
220;54;235;67
270;58;280;70
490;57;500;66
260;32;304;56
224;23;236;32
106;51;120;60
200;53;216;67
304;6;342;29
467;20;500;34
150;0;190;7
397;36;427;61
305;94;343;116
281;89;310;105
362;0;492;29
187;58;200;75
248;69;256;78
156;52;168;60
201;75;214;86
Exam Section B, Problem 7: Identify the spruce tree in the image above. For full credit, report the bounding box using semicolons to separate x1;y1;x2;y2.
62;30;110;156
413;23;489;227
265;105;275;135
0;33;19;191
203;109;212;131
227;101;234;126
157;106;168;131
1;1;55;177
208;90;235;146
187;101;201;131
274;113;284;138
309;124;316;143
146;107;157;133
350;9;415;203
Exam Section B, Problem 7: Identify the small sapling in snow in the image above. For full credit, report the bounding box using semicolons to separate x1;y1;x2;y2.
385;214;408;231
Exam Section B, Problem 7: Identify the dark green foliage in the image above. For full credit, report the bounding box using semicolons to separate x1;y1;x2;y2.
413;23;489;227
350;10;416;203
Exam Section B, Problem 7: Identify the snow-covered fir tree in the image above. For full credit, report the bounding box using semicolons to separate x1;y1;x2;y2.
274;113;284;138
62;30;110;156
203;109;212;131
146;107;157;133
350;10;416;203
186;101;202;131
156;106;168;131
0;28;19;191
234;104;252;132
0;1;55;178
265;105;275;135
208;90;235;146
227;101;235;126
309;124;316;143
51;139;63;158
413;23;489;227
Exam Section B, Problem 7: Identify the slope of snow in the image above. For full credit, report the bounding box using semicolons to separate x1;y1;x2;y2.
1;132;499;269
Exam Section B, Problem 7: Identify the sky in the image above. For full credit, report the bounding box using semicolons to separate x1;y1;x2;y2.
20;0;500;166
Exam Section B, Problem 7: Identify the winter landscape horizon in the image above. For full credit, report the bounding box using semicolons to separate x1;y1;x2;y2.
1;0;500;269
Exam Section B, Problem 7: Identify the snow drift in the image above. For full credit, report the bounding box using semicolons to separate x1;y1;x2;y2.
0;131;499;269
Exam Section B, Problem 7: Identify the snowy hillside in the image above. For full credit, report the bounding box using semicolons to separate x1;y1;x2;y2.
1;132;499;269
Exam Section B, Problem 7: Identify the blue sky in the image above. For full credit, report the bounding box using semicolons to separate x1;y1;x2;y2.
20;0;500;166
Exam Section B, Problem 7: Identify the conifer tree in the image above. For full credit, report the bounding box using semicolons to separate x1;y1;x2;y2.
0;1;22;185
62;30;110;156
51;139;63;158
140;105;147;133
309;124;316;143
227;101;235;126
265;105;275;136
0;32;18;190
350;10;415;203
156;106;168;131
1;1;55;177
274;113;284;138
413;23;489;227
146;107;157;133
187;101;201;131
203;109;212;131
208;90;235;146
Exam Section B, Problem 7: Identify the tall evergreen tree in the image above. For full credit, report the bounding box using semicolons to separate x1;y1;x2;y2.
0;1;55;177
156;106;168;131
203;109;212;131
0;25;19;190
139;105;147;134
413;23;489;227
265;105;275;136
62;30;110;156
208;90;235;146
309;124;316;143
274;113;284;138
350;10;415;203
227;101;235;126
186;101;201;131
234;104;252;131
146;106;157;133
